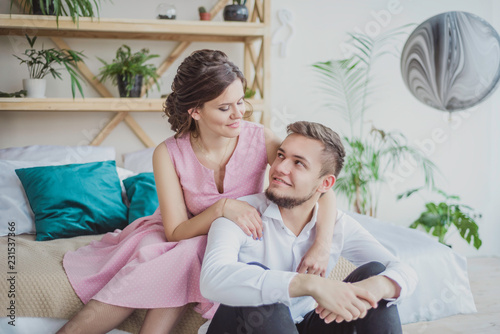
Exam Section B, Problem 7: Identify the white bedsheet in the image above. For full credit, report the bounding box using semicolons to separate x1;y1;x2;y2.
347;212;477;324
0;317;129;334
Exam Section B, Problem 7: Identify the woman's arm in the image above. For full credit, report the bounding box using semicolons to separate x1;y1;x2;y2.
153;143;262;242
264;127;281;165
297;189;338;276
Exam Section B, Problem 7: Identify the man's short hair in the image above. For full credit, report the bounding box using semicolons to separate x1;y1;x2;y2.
287;121;345;177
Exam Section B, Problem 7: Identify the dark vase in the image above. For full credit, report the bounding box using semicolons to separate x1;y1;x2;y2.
223;5;249;22
32;0;55;15
117;75;143;98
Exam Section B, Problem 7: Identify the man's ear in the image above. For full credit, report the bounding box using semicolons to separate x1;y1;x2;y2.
189;108;201;121
317;174;336;194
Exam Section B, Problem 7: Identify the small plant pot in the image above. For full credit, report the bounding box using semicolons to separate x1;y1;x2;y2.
199;12;211;21
23;79;46;98
223;5;249;22
32;0;56;15
117;75;143;98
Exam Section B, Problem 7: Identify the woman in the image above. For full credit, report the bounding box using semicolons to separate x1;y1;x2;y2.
59;49;338;334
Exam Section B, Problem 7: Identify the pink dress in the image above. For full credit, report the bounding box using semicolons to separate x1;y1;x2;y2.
63;121;267;319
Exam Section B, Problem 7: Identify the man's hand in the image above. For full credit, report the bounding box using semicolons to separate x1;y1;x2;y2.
315;298;373;323
289;274;378;323
316;275;401;323
297;239;330;277
352;275;401;301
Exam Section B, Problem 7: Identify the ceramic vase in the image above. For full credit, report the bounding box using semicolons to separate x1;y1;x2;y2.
23;79;47;98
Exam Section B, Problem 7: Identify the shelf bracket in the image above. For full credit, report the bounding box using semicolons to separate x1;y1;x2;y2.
50;38;158;147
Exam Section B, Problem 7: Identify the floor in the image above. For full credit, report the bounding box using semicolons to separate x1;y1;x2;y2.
402;257;500;334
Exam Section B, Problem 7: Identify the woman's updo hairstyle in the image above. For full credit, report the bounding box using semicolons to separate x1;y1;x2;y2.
163;49;247;138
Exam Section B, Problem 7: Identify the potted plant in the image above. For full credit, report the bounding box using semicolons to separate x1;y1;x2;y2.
223;0;248;22
11;0;104;25
14;34;86;98
198;6;211;21
312;26;437;216
399;188;482;249
97;45;160;98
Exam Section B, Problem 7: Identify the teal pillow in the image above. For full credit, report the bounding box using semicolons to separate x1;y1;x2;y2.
123;172;159;224
15;160;128;241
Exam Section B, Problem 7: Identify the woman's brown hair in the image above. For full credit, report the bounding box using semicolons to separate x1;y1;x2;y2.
163;49;247;138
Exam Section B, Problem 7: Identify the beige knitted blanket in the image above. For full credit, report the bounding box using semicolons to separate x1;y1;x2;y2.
0;234;355;334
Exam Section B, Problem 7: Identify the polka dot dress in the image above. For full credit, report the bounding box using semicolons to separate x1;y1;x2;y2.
63;121;267;319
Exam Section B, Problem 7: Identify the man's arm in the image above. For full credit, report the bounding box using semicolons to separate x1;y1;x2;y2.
201;216;382;324
200;218;296;307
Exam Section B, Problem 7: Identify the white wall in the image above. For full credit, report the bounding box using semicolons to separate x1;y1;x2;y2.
1;0;498;257
268;0;500;257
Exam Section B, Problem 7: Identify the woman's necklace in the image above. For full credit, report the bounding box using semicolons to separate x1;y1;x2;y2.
194;137;233;170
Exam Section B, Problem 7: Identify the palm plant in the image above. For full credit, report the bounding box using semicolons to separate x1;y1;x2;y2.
11;0;104;26
14;34;85;98
312;26;437;216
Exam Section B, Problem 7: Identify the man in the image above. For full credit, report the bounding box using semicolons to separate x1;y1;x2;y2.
200;121;417;334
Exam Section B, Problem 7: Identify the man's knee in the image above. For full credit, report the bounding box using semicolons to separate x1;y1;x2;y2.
361;301;402;333
344;261;386;283
209;303;296;334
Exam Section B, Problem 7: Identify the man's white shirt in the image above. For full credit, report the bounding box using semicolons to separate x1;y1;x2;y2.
199;193;418;333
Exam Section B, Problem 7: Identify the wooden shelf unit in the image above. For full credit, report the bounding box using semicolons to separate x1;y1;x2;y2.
0;14;266;42
0;0;271;147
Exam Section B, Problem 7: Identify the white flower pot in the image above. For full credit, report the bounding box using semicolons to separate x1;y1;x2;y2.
23;79;47;98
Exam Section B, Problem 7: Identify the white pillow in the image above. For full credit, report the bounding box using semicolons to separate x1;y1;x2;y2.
123;147;155;173
0;145;116;164
116;167;137;206
347;212;477;324
1;160;51;236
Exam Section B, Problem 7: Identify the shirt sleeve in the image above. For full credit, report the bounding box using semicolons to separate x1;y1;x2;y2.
200;218;297;307
339;214;418;304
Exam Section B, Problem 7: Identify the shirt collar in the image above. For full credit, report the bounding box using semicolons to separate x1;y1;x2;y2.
261;199;283;221
261;198;320;235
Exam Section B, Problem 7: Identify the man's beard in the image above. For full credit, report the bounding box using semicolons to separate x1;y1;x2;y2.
265;187;316;209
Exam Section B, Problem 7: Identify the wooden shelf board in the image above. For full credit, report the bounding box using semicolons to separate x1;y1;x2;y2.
0;14;265;42
0;98;164;112
0;98;265;112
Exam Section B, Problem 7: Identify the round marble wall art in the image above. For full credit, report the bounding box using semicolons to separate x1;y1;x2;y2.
401;11;500;111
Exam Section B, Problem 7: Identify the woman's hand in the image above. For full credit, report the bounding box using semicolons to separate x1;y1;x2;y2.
297;239;330;277
222;199;263;240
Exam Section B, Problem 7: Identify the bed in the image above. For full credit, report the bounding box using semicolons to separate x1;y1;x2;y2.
0;144;477;333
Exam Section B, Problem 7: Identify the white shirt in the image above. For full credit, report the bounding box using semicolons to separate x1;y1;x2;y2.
199;193;418;333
